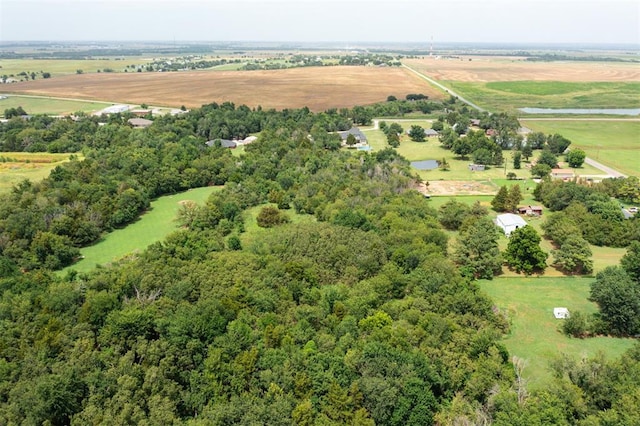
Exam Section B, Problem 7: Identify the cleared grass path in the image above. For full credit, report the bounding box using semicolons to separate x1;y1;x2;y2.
62;186;220;275
481;277;636;390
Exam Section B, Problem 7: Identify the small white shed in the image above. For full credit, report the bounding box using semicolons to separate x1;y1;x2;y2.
553;307;570;319
495;213;527;237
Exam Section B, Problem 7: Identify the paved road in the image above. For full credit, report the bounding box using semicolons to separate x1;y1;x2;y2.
402;64;486;112
584;157;627;178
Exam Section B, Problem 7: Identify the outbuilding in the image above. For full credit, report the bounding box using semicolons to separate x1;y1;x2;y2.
495;213;527;237
553;307;570;319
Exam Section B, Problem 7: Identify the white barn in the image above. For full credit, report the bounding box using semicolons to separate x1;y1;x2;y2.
495;213;527;237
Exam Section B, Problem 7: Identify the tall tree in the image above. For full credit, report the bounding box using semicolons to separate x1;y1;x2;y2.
551;234;593;275
491;186;509;212
537;150;558;169
513;151;522;169
621;241;640;283
408;125;426;142
590;266;640;336
566;149;586;168
454;216;503;279
506;184;523;212
504;225;548;274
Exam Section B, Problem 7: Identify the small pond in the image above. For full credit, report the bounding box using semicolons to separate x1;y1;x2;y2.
519;107;640;116
411;160;439;170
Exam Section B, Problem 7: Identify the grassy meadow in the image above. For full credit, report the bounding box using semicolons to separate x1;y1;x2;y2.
0;152;82;193
240;204;317;249
0;95;110;116
444;81;640;113
481;277;636;390
523;120;640;177
62;186;221;274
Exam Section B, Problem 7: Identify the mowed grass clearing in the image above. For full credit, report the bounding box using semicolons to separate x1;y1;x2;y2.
240;204;317;250
3;66;443;112
523;120;640;177
62;186;221;275
0;95;110;116
0;152;82;193
444;81;640;112
481;277;636;390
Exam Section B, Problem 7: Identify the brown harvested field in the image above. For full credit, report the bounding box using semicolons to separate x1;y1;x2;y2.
422;180;497;196
403;57;640;82
2;66;443;111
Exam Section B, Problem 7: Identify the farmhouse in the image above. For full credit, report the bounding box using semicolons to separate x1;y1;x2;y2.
518;205;543;216
495;213;527;236
339;127;368;147
206;139;237;149
127;118;153;129
551;169;575;180
424;128;439;137
100;104;130;114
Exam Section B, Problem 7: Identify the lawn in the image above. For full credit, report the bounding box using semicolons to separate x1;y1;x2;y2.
0;95;109;116
481;277;636;390
523;120;640;177
444;81;640;113
61;186;220;275
0;152;82;193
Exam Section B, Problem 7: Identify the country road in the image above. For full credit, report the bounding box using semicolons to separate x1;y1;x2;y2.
584;157;627;178
402;64;486;112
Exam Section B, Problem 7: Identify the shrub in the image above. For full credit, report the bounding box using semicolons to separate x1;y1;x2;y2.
256;206;290;228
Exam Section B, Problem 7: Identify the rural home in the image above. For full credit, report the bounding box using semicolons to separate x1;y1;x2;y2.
424;128;439;137
127;118;153;129
206;139;237;149
518;205;543;216
339;127;368;147
551;169;575;180
130;109;152;117
495;213;527;237
553;307;570;319
468;164;485;171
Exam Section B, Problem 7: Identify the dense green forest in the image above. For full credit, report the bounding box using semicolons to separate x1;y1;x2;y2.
0;102;639;424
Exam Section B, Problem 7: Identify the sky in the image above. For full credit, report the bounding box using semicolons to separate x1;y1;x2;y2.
1;0;639;45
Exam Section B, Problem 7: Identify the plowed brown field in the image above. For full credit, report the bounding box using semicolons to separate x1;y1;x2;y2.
403;57;640;82
3;66;443;111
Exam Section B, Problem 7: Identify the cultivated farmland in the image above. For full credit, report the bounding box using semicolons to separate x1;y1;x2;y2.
402;57;640;83
2;66;443;111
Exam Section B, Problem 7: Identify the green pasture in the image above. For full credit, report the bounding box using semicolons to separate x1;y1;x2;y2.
481;277;636;390
0;95;109;116
445;81;640;113
0;58;154;77
62;186;220;274
524;120;640;177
